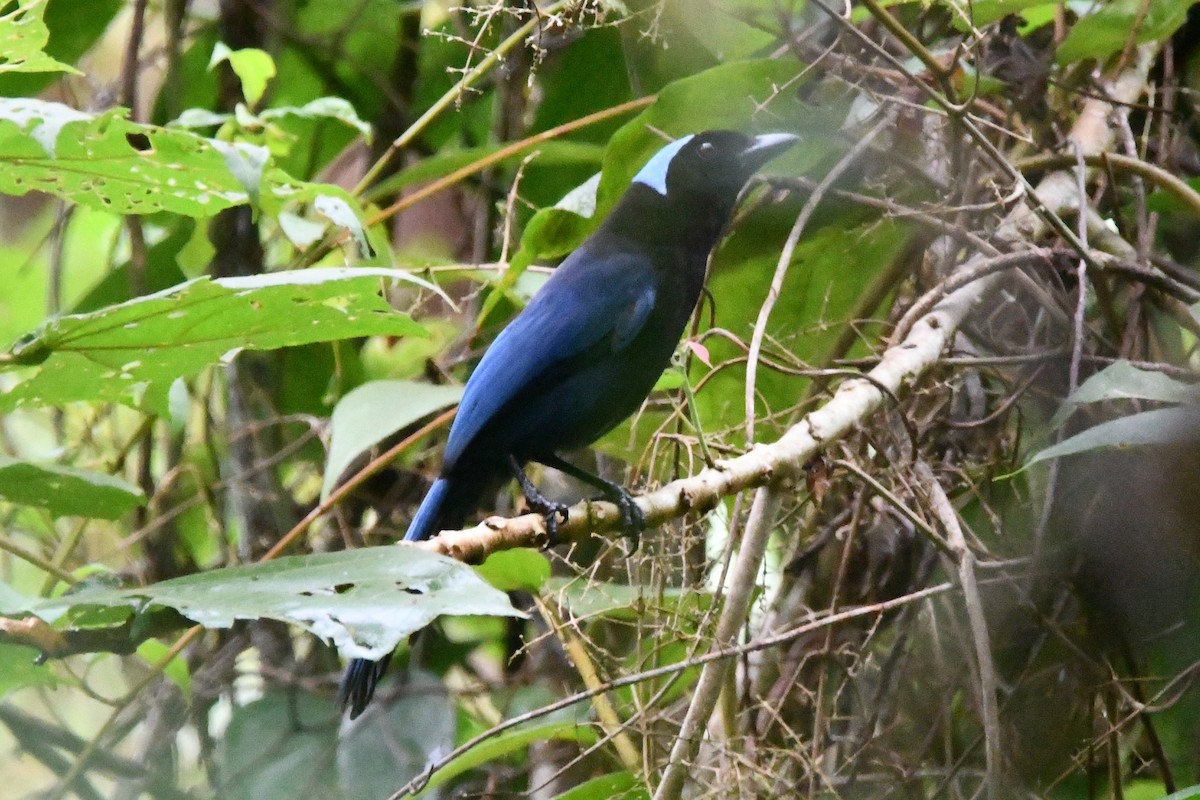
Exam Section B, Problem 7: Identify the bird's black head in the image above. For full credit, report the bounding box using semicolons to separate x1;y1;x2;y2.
631;130;799;209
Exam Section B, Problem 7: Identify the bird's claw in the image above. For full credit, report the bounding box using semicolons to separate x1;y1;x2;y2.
608;487;645;552
530;498;569;547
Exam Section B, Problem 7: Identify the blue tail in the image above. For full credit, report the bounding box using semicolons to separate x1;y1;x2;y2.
404;477;453;541
340;469;497;717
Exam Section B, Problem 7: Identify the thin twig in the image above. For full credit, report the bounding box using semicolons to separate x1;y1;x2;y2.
744;118;888;444
916;461;1003;800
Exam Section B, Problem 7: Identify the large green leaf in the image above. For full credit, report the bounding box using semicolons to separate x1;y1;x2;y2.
1;268;431;414
322;379;463;501
694;216;909;440
1057;0;1192;64
36;547;526;661
475;548;552;593
542;577;713;622
0;643;56;698
0;455;144;519
414;716;599;798
0;98;254;214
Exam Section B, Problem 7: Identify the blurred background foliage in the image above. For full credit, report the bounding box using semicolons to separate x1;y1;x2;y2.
1;0;1200;798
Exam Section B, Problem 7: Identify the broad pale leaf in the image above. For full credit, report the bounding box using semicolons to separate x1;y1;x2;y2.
0;97;373;246
35;547;526;660
1057;0;1192;64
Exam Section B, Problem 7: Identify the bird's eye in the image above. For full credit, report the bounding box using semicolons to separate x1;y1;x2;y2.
697;142;716;160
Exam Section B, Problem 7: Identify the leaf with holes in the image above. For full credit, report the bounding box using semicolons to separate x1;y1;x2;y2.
0;268;432;414
0;0;80;76
0;97;372;244
35;547;525;660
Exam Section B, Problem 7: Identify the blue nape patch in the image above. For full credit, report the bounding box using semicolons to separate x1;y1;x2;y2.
631;135;694;196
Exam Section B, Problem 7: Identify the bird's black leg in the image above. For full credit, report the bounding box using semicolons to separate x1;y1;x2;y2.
507;455;569;545
535;453;646;545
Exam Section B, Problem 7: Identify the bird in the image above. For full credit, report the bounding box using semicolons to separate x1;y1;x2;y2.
339;129;798;718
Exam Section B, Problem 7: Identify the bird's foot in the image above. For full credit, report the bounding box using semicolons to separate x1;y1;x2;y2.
527;496;570;546
591;485;645;551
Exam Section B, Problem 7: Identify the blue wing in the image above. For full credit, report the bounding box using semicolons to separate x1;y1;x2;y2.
443;248;656;471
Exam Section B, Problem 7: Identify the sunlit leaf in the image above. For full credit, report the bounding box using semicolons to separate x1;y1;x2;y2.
475;548;551;593
542;577;713;621
416;716;598;797
550;771;646;800
0;0;80;76
1;268;432;414
210;43;277;108
0;643;55;697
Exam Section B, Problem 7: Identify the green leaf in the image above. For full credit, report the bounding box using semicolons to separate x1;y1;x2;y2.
1;268;432;414
1057;0;1192;65
34;547;526;661
951;0;1060;27
475;548;551;592
337;669;455;800
1124;780;1172;800
0;97;369;230
0;0;81;76
0;643;56;697
550;772;646;800
136;639;191;694
322;379;463;500
415;717;598;797
0;0;120;97
1050;360;1200;428
0;455;145;519
217;690;340;800
0;99;254;214
542;577;713;622
1162;785;1200;800
210;43;277;108
683;217;909;442
1026;407;1200;468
